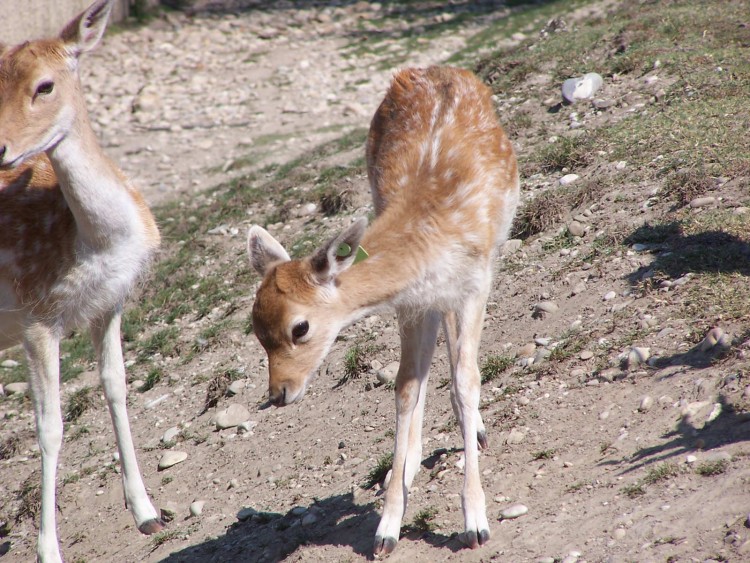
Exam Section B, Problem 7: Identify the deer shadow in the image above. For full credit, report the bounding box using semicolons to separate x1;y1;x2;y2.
624;221;750;284
157;448;472;563
174;0;564;48
158;491;378;562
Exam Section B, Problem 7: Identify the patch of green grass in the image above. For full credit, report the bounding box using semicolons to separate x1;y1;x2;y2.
64;387;96;423
0;351;28;386
512;178;607;240
661;162;716;207
695;458;730;476
62;472;80;486
531;449;556;461
530;136;593;175
150;528;181;549
138;327;179;362
480;355;514;384
363;452;393;490
339;343;385;386
139;367;163;393
566;481;586;493
68;425;90;441
404;506;439;534
0;434;24;461
643;462;681;485
290;231;326;260
621;482;646;498
60;331;95;383
15;472;41;523
549;333;588;363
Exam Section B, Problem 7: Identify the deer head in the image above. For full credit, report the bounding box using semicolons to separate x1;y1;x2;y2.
0;0;112;168
248;218;368;406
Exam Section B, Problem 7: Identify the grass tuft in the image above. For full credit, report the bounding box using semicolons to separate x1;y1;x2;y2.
695;458;729;476
64;387;96;423
480;355;515;384
363;452;393;489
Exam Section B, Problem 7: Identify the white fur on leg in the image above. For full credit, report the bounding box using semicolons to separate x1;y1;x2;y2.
91;311;162;531
448;290;492;548
374;310;439;556
25;324;64;563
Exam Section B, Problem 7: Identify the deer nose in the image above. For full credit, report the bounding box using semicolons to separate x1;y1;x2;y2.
269;386;286;407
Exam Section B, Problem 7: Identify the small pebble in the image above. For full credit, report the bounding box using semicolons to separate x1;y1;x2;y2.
638;396;654;412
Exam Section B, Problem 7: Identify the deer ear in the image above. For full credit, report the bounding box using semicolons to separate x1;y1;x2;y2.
60;0;113;55
247;226;291;277
310;217;368;284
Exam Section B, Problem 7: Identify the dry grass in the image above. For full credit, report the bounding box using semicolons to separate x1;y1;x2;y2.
202;368;245;414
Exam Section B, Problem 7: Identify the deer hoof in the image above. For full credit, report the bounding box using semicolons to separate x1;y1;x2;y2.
138;518;166;535
373;535;397;557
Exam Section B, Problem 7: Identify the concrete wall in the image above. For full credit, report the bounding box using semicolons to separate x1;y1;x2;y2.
0;0;131;45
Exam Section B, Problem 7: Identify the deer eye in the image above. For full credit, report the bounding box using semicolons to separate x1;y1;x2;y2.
291;321;309;342
35;81;54;97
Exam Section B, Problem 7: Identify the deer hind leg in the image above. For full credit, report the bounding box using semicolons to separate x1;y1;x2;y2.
90;309;164;535
445;288;492;549
24;323;64;563
444;311;488;451
373;308;440;557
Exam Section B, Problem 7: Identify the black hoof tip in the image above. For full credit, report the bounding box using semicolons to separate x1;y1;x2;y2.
373;535;397;557
461;530;479;549
479;528;490;545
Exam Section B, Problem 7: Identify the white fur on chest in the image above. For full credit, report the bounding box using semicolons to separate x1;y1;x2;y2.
50;231;153;330
393;246;490;314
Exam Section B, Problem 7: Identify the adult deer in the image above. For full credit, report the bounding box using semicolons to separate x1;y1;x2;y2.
0;1;163;560
248;66;519;555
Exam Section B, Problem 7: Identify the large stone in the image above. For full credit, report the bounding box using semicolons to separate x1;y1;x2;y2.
499;503;528;519
158;451;188;471
5;382;29;396
215;403;251;430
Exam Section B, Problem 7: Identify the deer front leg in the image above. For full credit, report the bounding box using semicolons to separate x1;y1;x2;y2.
448;292;491;549
374;310;440;557
24;323;64;563
90;309;164;535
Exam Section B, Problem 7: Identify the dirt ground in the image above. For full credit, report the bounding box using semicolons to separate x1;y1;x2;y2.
1;1;750;562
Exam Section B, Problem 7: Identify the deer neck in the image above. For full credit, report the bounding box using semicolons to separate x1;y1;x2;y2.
336;208;431;321
46;105;142;249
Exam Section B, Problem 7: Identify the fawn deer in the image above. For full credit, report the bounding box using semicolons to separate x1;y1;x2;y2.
248;66;519;555
0;1;163;560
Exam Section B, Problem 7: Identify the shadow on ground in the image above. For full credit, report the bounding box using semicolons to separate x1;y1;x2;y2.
158;450;473;562
159;491;378;562
624;223;750;284
600;393;750;476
